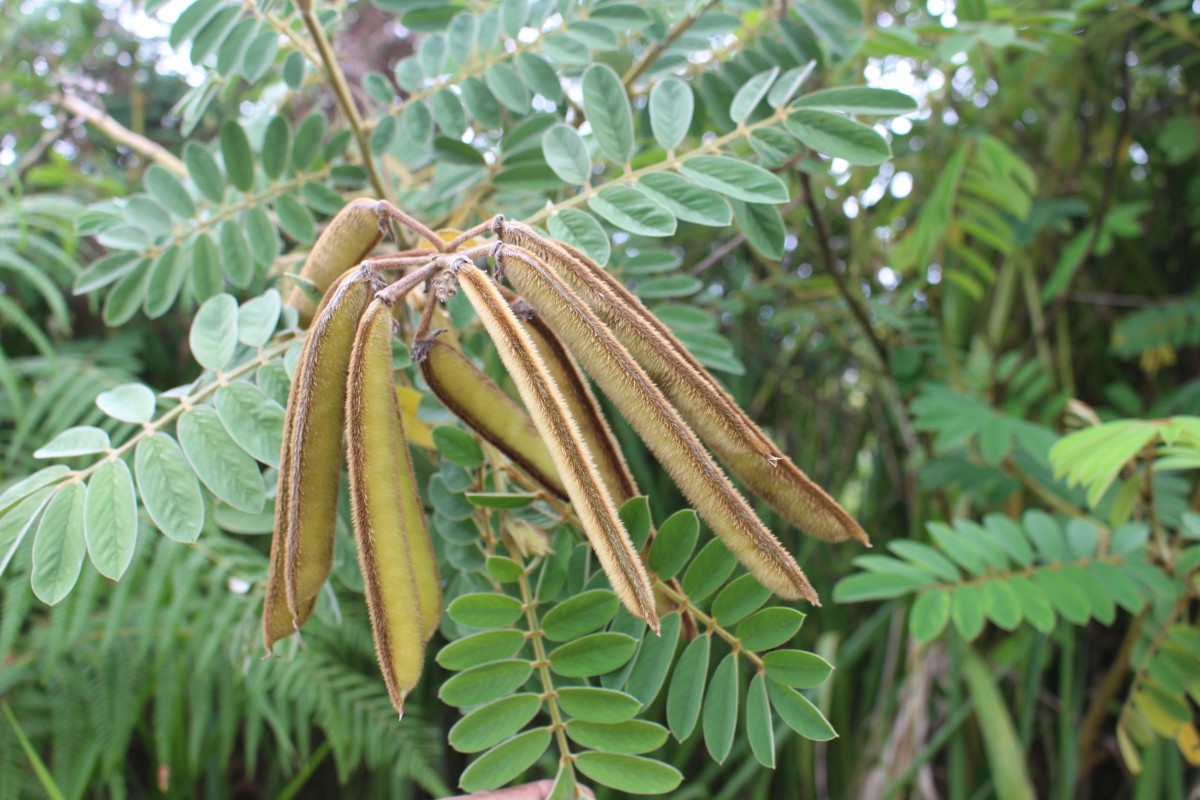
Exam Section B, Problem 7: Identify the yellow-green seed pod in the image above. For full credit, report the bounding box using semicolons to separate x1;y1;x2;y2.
501;225;867;547
280;270;372;626
286;198;383;324
499;286;638;504
417;336;567;499
497;244;819;604
346;298;436;713
457;262;660;630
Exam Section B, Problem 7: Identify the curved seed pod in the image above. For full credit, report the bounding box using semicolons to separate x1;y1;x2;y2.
280;270;373;627
262;405;315;652
417;336;567;499
456;261;660;630
496;244;818;604
498;223;867;546
346;298;436;713
285;198;383;324
498;286;638;504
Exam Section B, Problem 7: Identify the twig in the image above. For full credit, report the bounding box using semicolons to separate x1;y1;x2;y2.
690;234;746;275
1077;611;1144;767
622;0;720;89
297;5;393;205
56;93;187;178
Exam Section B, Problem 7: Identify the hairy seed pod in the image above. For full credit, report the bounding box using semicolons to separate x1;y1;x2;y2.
456;261;660;630
499;286;638;504
261;404;316;652
417;336;566;499
286;199;383;324
279;270;373;629
496;244;819;604
498;223;867;547
347;298;437;713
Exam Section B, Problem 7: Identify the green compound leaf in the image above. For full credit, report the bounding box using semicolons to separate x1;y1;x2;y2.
190;294;239;372
177;406;265;514
792;86;918;115
730;66;779;123
679;156;789;204
437;629;527;671
548;633;637;677
786;110;891;166
219;120;255;192
582;64;634;164
762;650;833;689
34;427;110;459
681;538;736;602
589;185;676;237
464;492;536;509
951;583;986;641
1;489;55;579
542;123;591;185
647;509;699;580
746;673;776;768
236;289;281;346
909;589;951;642
134;433;204;543
556;687;641;723
548;209;610;267
31;483;87;605
574;753;683;795
449;694;543;753
448;592;524;628
458;727;551;793
540;589;619;642
566;719;669;755
702;652;738;763
638;173;733;228
214;381;285;468
184;142;225;203
624;611;682;707
440;660;533;707
712;573;772;626
649;77;693;151
767;680;836;741
736;607;806;651
84;459;138;580
96;383;156;424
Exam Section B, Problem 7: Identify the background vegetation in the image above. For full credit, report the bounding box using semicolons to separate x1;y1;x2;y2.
1;0;1198;797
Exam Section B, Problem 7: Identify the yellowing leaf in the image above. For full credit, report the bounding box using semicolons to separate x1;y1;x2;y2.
397;386;435;449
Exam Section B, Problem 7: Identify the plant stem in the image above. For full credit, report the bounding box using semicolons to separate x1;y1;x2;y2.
56;93;187;178
298;7;393;204
622;0;720;88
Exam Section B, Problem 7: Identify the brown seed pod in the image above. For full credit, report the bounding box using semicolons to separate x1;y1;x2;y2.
498;286;638;504
497;222;867;547
346;297;436;714
262;404;316;652
280;270;373;628
456;260;660;630
285;198;383;324
416;336;567;500
495;243;819;604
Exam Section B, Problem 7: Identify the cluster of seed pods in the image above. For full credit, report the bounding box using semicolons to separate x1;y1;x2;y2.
263;200;869;715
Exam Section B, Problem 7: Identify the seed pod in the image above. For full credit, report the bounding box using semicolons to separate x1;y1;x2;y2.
456;261;660;630
278;270;372;629
286;199;383;324
417;336;566;499
262;408;316;652
499;223;867;546
498;286;638;504
496;244;819;604
346;298;438;713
